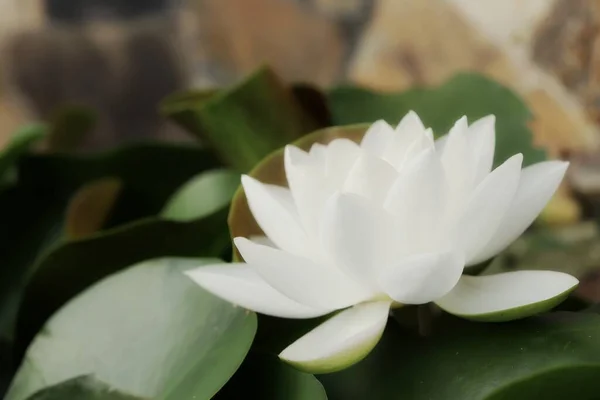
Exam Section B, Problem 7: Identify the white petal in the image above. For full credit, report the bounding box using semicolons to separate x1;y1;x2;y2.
384;149;448;254
248;235;276;248
467;115;496;184
384;111;428;167
284;146;330;236
235;237;371;309
325;139;362;186
470;161;569;265
435;271;579;322
458;154;523;264
185;263;332;319
279;300;391;373
435;134;449;153
321;193;393;289
441;117;476;211
342;153;397;203
378;252;464;304
309;143;327;164
242;175;309;257
394;110;426;137
361;120;394;156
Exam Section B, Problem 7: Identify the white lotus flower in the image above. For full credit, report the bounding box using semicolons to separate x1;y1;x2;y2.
186;112;578;373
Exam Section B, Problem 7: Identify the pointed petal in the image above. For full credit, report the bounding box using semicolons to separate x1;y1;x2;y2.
384;149;448;253
394;110;426;137
467;115;496;184
435;271;579;322
384;111;428;166
242;175;309;257
470;161;569;265
435;134;449;153
185;263;332;318
325;139;362;186
284;145;330;236
361;120;395;156
343;153;397;203
441;117;476;210
458;154;523;264
279;301;391;373
248;235;276;248
378;252;464;304
321;193;393;288
309;143;327;164
235;237;371;309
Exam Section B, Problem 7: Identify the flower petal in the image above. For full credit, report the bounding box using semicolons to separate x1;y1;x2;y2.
435;134;449;153
360;120;394;156
458;153;523;264
242;175;309;257
384;111;428;167
185;263;332;319
248;235;276;248
279;300;391;373
325;139;362;186
469;161;569;265
343;153;397;203
284;145;329;236
378;252;464;304
441;116;476;210
384;148;448;254
321;193;394;288
235;237;372;309
435;271;579;322
467;115;496;185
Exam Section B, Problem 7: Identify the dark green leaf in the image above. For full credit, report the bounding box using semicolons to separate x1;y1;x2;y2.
0;124;46;187
328;73;546;166
7;258;256;400
320;313;600;400
215;353;327;400
16;169;239;357
162;67;325;172
26;376;145;400
18;142;221;225
161;169;240;222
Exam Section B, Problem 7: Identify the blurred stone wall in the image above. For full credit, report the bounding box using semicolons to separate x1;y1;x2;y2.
1;0;600;157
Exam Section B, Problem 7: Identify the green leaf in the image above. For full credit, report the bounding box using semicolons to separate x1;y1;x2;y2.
161;169;240;221
328;73;546;166
214;354;327;400
320;313;600;400
0;125;46;187
7;258;257;400
18;142;221;225
162;67;326;172
26;376;146;400
15;169;239;357
0;143;221;357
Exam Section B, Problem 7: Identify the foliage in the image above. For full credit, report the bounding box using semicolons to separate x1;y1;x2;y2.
0;66;595;400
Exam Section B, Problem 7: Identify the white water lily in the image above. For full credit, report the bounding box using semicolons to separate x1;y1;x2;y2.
186;111;578;373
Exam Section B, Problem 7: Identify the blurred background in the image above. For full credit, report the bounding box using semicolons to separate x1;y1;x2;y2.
2;0;600;299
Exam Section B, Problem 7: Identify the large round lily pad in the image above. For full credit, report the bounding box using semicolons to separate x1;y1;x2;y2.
6;258;257;400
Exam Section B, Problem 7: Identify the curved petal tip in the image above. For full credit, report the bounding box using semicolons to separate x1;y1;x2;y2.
435;270;578;322
279;301;391;374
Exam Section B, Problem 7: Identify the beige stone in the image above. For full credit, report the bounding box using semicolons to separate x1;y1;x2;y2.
348;0;598;155
190;0;345;87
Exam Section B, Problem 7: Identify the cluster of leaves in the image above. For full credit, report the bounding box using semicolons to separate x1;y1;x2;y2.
0;67;598;400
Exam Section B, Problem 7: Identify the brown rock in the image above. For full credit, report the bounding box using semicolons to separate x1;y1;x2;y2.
190;0;345;87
